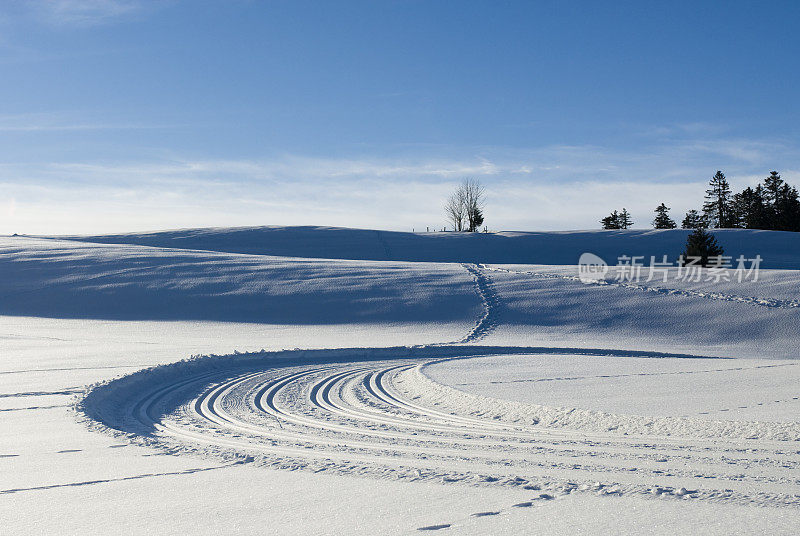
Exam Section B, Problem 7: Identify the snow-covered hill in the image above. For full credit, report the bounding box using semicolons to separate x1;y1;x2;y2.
45;225;800;268
3;226;800;535
0;237;479;325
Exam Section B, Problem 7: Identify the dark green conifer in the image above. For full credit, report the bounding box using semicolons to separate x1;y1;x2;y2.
682;227;724;266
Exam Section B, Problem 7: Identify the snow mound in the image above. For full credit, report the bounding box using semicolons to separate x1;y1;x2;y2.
42;225;800;268
0;237;479;323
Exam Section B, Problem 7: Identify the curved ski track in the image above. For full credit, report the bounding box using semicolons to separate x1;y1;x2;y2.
91;358;800;509
78;263;800;513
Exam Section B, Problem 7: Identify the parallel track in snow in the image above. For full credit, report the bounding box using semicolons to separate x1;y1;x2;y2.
78;263;800;512
92;357;800;509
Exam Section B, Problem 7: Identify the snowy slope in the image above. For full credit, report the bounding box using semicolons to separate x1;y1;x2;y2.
423;353;800;423
2;227;800;535
45;225;800;268
0;237;479;324
476;266;800;359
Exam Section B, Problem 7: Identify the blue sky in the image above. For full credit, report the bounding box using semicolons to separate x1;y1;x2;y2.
1;0;799;233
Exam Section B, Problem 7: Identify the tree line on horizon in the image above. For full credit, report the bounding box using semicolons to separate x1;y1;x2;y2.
601;170;800;232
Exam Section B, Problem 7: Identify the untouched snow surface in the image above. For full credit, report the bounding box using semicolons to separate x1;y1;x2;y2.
0;238;479;324
2;226;800;535
424;353;800;422
53;225;800;268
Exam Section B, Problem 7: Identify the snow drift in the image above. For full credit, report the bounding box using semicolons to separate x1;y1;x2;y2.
46;225;800;268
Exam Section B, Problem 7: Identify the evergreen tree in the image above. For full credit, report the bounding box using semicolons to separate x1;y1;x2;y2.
619;208;633;229
681;209;706;229
702;171;734;228
471;207;484;231
754;184;769;228
601;208;633;229
763;171;784;205
775;183;800;231
731;186;767;229
652;203;677;229
601;210;621;229
681;227;724;267
594;170;800;234
762;171;784;229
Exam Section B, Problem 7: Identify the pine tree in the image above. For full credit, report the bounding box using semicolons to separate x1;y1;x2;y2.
703;171;734;228
763;171;784;205
652;203;677;229
753;185;769;228
471;207;484;231
619;208;633;229
601;208;633;229
682;227;724;267
762;171;784;229
775;184;800;231
731;186;766;229
601;210;621;229
681;209;706;229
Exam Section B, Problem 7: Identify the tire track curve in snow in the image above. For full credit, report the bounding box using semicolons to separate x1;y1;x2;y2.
77;346;800;510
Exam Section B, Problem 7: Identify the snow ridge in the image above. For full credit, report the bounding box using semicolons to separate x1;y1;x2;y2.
481;264;800;309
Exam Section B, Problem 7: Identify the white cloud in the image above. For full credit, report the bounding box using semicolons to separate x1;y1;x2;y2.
41;0;139;25
0;172;712;235
23;0;143;27
0;112;179;132
2;136;799;235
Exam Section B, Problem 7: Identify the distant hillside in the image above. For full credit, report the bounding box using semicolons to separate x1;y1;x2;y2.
45;226;800;269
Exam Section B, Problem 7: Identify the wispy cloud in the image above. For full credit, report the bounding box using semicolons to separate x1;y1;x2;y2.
23;155;507;184
26;132;790;186
0;157;800;233
636;121;730;139
2;134;799;235
0;112;180;132
31;0;143;27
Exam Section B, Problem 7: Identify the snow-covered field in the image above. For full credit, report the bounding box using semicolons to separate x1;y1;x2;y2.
2;227;799;534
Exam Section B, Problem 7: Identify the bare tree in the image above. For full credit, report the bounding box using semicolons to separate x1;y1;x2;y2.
445;179;485;232
445;188;467;231
463;178;485;232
